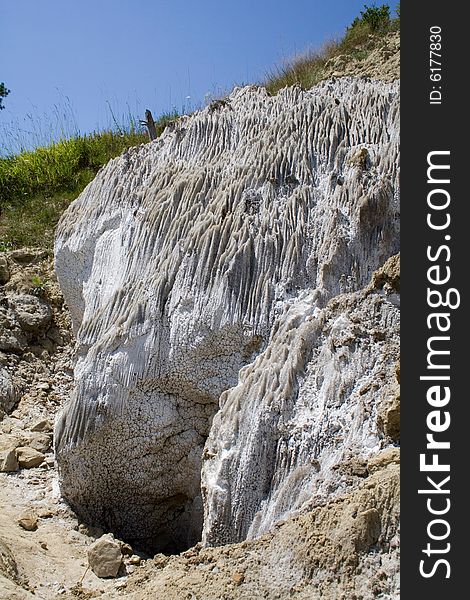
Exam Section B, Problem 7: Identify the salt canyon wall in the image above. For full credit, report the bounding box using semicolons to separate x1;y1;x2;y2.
54;78;399;552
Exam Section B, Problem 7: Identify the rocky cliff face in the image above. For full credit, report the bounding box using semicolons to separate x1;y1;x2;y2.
54;77;399;554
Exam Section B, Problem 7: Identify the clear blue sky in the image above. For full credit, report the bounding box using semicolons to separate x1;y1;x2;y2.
0;0;398;153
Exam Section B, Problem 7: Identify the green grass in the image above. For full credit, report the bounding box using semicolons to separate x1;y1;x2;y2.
0;131;146;202
0;112;179;249
263;6;399;94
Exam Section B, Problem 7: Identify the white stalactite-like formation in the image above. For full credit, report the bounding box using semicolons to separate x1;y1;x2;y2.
54;78;399;552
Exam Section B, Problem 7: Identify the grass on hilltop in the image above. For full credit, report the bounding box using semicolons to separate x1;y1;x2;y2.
0;112;178;249
263;3;399;94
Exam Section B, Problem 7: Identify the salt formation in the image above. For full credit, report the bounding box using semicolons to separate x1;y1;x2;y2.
202;257;400;545
54;78;399;552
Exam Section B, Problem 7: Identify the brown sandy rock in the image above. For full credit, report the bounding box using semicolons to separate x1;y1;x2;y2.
367;447;400;474
87;534;123;578
30;419;53;433
18;511;38;531
23;432;52;454
16;447;45;469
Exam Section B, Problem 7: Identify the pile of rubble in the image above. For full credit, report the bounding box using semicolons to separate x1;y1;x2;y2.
0;248;73;473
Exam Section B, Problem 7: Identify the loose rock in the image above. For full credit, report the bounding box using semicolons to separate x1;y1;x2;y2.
7;248;48;264
87;534;123;578
8;295;52;333
0;367;20;416
30;419;53;433
25;432;52;454
16;446;45;469
18;511;38;531
232;571;245;585
0;448;19;472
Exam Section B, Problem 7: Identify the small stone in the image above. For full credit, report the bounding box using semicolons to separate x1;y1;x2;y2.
389;535;400;550
39;541;48;550
87;534;123;578
16;446;45;468
0;256;10;284
0;327;28;352
0;448;19;472
37;382;50;391
18;511;38;531
232;571;245;585
153;554;170;569
128;554;141;565
30;419;53;433
0;367;20;414
120;542;133;556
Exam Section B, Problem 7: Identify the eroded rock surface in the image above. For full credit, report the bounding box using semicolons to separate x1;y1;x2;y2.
54;78;399;553
202;257;399;545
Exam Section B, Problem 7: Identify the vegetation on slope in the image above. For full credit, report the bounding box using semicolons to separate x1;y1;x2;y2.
264;3;399;94
0;113;178;249
0;4;399;251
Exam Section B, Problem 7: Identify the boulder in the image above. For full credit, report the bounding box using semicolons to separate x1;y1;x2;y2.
0;324;27;353
87;534;122;578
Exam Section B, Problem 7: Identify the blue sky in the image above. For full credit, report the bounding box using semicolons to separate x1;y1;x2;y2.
1;0;398;153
